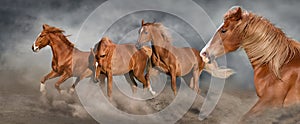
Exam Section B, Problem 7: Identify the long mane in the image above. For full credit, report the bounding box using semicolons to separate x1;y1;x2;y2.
45;26;75;47
237;10;300;78
144;23;172;43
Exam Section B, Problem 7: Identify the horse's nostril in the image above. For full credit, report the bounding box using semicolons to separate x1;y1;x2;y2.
202;52;208;57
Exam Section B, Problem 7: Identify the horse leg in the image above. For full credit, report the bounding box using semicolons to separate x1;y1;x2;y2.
242;83;288;121
125;72;137;94
193;69;202;95
170;72;177;96
133;68;156;95
54;73;71;94
107;72;113;99
69;77;80;94
145;69;156;96
40;70;59;94
70;69;92;93
132;69;147;91
241;97;271;122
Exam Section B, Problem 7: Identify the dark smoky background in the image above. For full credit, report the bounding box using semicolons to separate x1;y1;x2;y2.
1;0;300;123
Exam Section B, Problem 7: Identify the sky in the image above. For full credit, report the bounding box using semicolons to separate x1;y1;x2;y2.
1;0;300;90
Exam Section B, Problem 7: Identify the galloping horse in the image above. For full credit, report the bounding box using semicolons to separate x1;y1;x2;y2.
136;20;234;95
92;37;155;98
32;24;92;94
200;6;300;117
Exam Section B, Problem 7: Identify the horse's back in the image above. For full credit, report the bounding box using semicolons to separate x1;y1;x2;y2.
72;49;91;76
111;44;138;75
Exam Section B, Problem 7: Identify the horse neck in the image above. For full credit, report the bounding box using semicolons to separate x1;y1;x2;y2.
48;34;75;60
151;29;173;55
240;15;298;78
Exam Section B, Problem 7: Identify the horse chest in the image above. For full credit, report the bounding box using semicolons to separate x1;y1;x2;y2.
253;65;279;97
51;57;72;74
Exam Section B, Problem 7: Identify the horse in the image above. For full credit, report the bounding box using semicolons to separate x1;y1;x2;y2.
32;24;93;94
200;6;300;118
136;20;234;95
91;37;155;98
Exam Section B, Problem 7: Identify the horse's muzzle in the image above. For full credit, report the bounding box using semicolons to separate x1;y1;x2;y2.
200;51;214;64
32;44;39;52
135;43;142;50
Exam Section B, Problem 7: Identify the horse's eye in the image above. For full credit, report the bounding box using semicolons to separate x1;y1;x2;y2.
100;55;106;58
144;31;148;34
221;29;227;33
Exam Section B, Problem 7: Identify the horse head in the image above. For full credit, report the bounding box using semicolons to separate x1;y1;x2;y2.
200;6;244;63
32;24;66;52
136;20;154;49
32;24;51;52
93;37;115;80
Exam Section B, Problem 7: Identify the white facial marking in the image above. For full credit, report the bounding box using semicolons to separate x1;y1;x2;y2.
95;61;99;68
33;33;41;52
200;23;224;63
140;27;144;34
33;43;39;51
95;61;99;78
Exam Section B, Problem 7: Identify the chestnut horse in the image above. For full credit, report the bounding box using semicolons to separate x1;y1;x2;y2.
200;6;300;118
32;24;92;94
136;20;234;95
92;37;155;98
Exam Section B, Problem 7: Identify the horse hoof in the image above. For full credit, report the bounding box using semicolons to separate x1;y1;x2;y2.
196;89;201;95
150;91;156;96
198;115;206;121
40;83;46;93
60;90;67;95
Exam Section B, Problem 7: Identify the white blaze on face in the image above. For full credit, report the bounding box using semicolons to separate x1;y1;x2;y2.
140;27;144;34
33;43;39;51
33;33;41;52
200;23;224;63
95;61;99;78
95;61;99;68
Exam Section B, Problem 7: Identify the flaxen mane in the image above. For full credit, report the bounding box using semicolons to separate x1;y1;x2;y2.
235;9;300;78
45;26;75;47
144;23;172;43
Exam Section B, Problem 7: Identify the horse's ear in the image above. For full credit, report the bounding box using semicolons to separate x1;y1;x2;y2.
43;24;49;30
232;7;242;20
141;19;145;26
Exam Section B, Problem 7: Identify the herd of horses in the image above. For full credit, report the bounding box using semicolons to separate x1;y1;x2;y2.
32;6;300;120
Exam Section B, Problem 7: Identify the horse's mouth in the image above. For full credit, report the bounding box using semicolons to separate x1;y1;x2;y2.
33;48;39;52
201;55;215;64
136;41;151;50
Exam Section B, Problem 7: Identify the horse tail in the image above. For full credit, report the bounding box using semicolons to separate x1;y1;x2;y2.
203;60;235;79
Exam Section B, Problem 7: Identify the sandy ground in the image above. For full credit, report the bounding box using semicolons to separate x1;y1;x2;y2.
1;70;299;124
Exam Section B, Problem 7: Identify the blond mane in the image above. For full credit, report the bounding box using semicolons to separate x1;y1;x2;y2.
237;11;300;78
145;23;172;43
